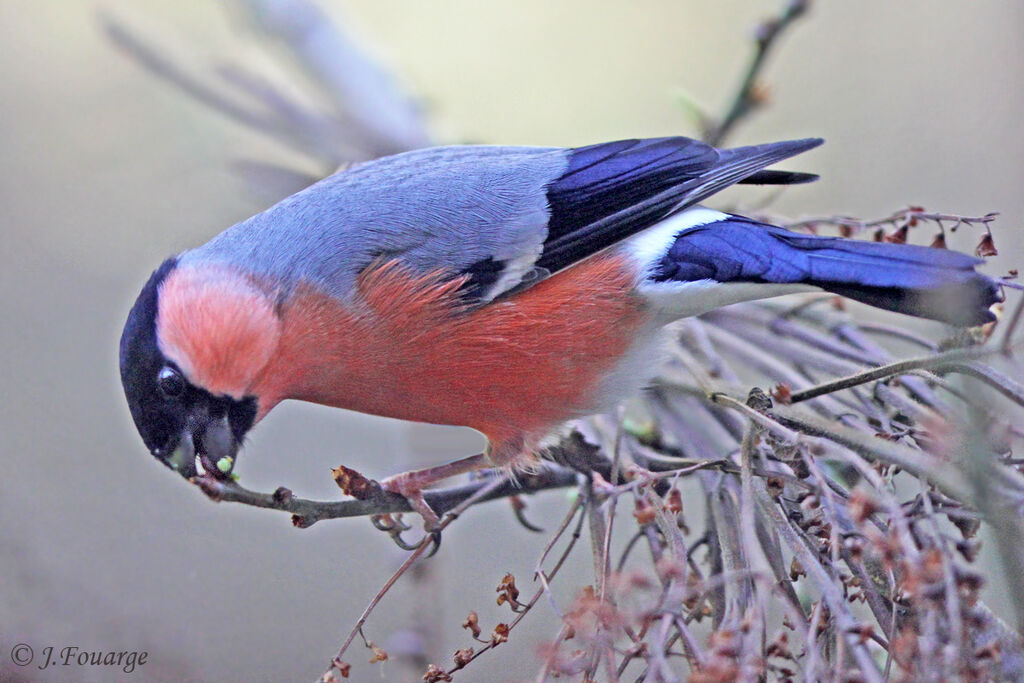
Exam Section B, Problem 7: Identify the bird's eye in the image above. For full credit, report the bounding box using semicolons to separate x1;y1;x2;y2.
157;366;186;399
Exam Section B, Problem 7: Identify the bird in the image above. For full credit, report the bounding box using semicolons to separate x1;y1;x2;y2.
119;136;1000;528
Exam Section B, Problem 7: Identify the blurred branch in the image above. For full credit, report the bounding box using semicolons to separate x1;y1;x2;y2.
787;342;1017;404
702;0;810;145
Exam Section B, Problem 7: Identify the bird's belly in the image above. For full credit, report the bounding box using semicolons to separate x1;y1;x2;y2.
261;253;654;445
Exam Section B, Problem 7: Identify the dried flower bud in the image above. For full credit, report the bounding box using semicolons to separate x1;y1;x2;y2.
452;648;473;669
496;573;522;610
666;487;683;514
633;498;656;525
368;643;388;664
848;489;878;523
884;223;908;244
929;232;947;249
422;664;453;682
491;623;510;646
847;623;874;644
771;382;792;404
766;631;790;659
462;611;481;639
976;232;998;257
332;658;351;679
789;557;806;581
332;465;378;499
956;538;981;563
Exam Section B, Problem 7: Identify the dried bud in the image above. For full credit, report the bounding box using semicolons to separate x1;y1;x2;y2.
633;498;656;525
848;623;874;644
929;232;947;249
452;648;474;669
368;643;388;664
491;623;510;646
956;538;981;563
766;631;790;659
332;465;378;499
496;573;523;610
838;223;854;238
749;82;771;106
665;487;683;514
956;568;985;605
771;382;792;404
332;658;351;679
789;557;806;581
848;489;878;523
976;232;998;257
766;477;785;498
872;228;885;242
462;611;481;639
884;223;909;244
422;664;453;682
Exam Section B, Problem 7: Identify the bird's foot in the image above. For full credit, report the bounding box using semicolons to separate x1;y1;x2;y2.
380;471;441;531
369;511;441;555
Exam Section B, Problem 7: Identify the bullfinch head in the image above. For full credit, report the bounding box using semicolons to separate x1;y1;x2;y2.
119;257;258;480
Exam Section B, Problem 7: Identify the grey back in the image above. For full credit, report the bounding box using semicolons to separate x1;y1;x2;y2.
182;145;569;301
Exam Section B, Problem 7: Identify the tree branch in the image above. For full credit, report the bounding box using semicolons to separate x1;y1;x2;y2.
702;0;810;145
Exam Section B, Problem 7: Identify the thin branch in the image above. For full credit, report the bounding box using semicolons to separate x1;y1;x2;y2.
787;343;1013;404
702;0;810;145
193;464;578;528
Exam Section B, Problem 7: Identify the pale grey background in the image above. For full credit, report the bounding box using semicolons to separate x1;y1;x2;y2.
1;2;1022;681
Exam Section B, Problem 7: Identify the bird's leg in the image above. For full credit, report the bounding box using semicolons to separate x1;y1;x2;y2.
381;452;491;530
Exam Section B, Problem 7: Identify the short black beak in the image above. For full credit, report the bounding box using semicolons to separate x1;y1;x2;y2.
157;415;238;480
159;429;197;477
197;415;238;479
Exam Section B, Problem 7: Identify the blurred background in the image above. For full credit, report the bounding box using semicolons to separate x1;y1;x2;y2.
1;1;1022;681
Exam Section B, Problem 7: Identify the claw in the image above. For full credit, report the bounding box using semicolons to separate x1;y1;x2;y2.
370;512;411;533
510;495;544;533
369;514;442;556
381;472;441;531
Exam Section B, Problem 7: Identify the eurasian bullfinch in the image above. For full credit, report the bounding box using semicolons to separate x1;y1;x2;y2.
119;136;999;526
